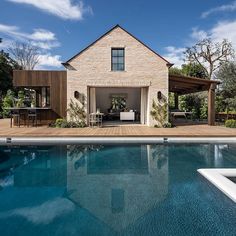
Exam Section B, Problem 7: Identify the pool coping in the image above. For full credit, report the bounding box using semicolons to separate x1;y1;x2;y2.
0;137;236;145
198;169;236;203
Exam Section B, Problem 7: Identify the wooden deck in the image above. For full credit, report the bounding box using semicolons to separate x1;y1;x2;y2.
0;119;236;137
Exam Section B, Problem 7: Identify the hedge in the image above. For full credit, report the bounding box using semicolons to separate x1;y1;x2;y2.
225;119;236;128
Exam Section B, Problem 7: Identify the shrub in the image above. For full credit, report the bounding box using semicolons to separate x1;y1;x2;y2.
55;118;67;128
225;119;236;128
53;118;86;128
163;122;174;128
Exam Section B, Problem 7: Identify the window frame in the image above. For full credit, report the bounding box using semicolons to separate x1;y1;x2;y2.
111;48;125;71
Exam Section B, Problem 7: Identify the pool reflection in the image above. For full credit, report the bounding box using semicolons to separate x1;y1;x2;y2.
66;145;169;232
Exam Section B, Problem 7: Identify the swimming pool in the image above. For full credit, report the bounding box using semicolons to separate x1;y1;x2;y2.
0;144;236;236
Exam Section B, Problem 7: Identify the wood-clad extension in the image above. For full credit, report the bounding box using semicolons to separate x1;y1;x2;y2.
13;70;67;123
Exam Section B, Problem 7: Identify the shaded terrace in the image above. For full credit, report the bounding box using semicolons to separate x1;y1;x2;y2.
169;74;220;126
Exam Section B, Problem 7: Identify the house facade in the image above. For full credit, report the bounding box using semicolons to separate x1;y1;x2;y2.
63;25;171;126
13;25;219;126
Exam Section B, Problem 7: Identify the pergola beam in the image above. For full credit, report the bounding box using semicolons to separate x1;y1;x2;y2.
169;74;220;126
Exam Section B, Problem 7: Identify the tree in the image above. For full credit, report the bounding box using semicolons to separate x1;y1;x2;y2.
185;38;235;79
8;41;40;70
0;50;20;97
169;63;208;79
169;67;183;76
181;63;208;79
215;62;236;111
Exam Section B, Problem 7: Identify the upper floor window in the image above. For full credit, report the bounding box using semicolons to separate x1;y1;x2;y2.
111;48;124;71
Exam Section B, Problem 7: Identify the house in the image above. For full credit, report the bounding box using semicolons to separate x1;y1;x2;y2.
13;25;219;126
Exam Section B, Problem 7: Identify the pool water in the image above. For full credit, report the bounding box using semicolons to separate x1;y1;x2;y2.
0;144;236;236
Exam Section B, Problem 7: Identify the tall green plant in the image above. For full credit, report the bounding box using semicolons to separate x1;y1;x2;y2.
2;89;15;117
150;99;168;127
16;90;25;108
67;99;86;124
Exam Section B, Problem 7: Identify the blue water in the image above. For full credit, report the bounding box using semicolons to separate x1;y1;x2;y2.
0;144;236;236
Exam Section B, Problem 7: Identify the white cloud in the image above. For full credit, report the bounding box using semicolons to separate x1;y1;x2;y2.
30;29;56;41
163;46;186;68
0;23;59;49
7;0;93;20
210;20;236;48
0;23;62;69
191;20;236;49
0;38;13;49
0;197;75;224
191;27;208;41
164;19;236;67
37;53;62;69
201;1;236;18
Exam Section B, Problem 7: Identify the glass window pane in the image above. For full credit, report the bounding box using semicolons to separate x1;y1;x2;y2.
112;49;118;56
112;57;118;63
117;63;124;71
118;57;124;63
118;49;124;56
112;63;118;71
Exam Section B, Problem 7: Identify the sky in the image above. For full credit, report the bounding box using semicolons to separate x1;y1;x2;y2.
0;0;236;69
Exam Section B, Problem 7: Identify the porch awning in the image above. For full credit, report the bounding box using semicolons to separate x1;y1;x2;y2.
169;74;220;95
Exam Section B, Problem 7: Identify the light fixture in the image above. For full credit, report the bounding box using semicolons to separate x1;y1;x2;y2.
74;91;80;99
157;91;162;100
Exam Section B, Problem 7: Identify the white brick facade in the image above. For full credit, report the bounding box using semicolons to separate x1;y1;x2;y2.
66;25;169;126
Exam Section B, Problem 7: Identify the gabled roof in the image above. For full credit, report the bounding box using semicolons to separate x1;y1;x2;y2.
62;24;173;67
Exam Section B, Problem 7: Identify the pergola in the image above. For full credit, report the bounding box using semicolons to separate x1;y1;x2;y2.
169;74;220;126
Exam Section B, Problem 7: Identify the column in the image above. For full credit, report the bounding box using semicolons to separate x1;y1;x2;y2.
208;84;216;126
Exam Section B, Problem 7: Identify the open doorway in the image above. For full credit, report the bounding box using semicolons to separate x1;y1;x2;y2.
89;87;148;126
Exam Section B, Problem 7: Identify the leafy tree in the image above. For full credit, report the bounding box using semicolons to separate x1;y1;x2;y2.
8;41;40;70
185;38;235;79
215;62;236;111
181;63;208;79
0;50;20;97
169;67;183;76
169;63;208;79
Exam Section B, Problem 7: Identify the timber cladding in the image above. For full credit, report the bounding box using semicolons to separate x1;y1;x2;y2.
13;70;67;119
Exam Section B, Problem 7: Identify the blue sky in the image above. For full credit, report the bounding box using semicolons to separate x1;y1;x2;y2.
0;0;236;69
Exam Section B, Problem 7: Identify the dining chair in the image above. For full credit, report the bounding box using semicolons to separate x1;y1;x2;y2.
89;113;98;127
10;109;21;128
27;109;39;127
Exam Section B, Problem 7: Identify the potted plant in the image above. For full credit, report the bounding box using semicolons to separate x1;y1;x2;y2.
16;90;25;108
31;99;36;108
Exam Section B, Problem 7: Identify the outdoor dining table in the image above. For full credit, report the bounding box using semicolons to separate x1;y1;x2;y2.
7;107;51;127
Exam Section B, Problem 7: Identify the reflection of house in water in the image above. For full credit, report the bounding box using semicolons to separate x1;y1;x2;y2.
12;146;67;187
66;145;169;232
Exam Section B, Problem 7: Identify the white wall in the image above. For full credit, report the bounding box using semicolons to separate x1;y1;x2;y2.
95;87;141;113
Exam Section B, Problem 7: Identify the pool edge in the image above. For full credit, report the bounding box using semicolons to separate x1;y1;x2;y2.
198;168;236;203
0;137;236;145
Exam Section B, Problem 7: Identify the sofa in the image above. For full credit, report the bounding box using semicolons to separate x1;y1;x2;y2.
120;112;135;121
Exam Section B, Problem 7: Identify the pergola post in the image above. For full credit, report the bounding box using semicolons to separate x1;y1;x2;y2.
208;83;216;126
174;93;179;110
